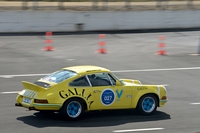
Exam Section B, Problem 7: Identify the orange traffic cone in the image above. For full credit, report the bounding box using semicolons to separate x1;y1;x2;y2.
43;32;54;51
43;46;54;51
97;34;107;54
98;41;107;53
155;36;167;55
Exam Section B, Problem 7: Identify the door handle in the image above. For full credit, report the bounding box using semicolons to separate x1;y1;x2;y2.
94;90;101;93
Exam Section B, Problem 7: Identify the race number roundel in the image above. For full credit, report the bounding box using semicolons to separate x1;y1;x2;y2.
101;89;115;106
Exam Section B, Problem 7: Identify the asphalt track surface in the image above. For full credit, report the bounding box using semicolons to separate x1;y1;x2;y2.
0;31;200;133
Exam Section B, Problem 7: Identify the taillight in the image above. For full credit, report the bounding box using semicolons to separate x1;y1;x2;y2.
34;99;48;103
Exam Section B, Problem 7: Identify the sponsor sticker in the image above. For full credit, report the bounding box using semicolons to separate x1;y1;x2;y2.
116;89;123;101
100;88;115;106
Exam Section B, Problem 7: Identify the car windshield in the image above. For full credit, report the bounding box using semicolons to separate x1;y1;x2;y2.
111;73;125;85
41;70;77;83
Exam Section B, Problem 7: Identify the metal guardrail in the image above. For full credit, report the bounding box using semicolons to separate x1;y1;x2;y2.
0;0;199;11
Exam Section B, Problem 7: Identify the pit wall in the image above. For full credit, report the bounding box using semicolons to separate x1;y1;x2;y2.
0;10;200;32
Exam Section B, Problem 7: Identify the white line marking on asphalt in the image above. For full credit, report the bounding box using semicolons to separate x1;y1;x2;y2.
0;91;20;94
161;84;169;86
191;103;200;105
113;128;164;132
67;59;75;61
112;67;200;73
1;76;15;78
0;66;200;78
151;84;169;86
0;73;49;78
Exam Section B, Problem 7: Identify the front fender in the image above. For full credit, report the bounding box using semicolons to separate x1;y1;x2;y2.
121;79;141;85
132;85;160;108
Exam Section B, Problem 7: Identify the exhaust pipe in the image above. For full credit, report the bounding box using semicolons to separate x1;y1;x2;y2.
29;107;35;110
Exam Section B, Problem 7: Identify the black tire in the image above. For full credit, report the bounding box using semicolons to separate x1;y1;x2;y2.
38;110;55;114
136;94;158;115
60;98;84;120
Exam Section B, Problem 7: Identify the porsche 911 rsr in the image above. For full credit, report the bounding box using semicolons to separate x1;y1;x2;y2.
15;65;167;120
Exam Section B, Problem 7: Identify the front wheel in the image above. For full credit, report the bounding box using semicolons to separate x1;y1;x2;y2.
136;94;158;115
60;98;84;120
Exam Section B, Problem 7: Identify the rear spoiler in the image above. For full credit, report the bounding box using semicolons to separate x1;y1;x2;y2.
22;81;46;92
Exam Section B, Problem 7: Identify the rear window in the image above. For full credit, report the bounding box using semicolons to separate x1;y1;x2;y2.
41;70;77;83
34;81;51;88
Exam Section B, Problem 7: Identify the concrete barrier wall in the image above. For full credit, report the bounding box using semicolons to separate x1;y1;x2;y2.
0;10;200;33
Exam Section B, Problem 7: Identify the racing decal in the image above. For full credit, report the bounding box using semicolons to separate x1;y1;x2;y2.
59;89;85;98
137;87;148;91
116;89;123;101
59;88;94;108
100;88;115;106
86;94;92;100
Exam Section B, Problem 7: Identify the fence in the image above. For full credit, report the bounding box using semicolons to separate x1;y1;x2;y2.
0;0;199;11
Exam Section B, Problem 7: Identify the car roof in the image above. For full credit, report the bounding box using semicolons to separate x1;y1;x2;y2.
62;65;110;74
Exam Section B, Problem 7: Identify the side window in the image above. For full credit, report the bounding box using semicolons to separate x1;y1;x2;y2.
108;74;116;85
69;76;89;86
87;73;112;86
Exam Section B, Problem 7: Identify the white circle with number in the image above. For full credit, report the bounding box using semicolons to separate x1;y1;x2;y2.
100;88;115;106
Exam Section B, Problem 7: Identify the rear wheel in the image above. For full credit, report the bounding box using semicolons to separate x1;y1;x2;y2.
60;98;84;120
137;94;157;115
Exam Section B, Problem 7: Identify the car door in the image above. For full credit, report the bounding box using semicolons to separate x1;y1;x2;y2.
87;72;132;109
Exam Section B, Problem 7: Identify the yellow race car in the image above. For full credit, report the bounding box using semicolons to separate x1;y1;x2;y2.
15;65;167;120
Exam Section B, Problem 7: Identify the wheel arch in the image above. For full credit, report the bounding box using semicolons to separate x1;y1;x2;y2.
136;93;159;108
60;96;88;111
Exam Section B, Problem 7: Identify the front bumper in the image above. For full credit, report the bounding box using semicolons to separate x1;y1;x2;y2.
159;99;168;107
